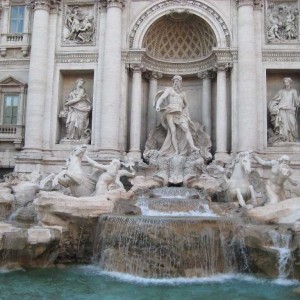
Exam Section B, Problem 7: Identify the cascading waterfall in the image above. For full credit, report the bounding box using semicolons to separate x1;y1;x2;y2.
94;215;248;278
269;230;293;279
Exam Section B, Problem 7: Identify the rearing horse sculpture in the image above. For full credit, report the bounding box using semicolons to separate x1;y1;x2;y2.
226;151;256;208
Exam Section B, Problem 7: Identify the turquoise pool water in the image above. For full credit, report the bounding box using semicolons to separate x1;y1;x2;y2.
0;265;299;300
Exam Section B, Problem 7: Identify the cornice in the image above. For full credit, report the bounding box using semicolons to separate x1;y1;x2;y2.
55;52;98;63
262;50;300;62
123;49;235;75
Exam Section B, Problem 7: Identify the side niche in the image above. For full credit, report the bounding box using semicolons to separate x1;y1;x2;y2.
62;3;96;46
57;71;94;145
266;70;300;145
265;0;299;43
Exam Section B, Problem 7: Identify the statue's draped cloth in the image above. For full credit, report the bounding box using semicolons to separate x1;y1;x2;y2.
268;88;298;142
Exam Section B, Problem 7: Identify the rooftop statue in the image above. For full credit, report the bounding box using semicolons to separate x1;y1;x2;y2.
268;77;299;143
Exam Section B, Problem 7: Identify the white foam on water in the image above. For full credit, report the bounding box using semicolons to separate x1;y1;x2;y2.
77;266;300;287
139;206;218;217
0;267;25;274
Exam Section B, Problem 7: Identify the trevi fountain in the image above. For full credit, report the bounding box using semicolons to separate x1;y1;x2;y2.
1;0;300;299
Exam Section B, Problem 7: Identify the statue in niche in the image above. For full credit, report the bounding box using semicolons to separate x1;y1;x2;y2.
254;154;297;204
142;75;212;186
85;156;136;196
60;78;92;143
267;3;299;42
268;77;299;143
146;75;211;158
63;6;95;44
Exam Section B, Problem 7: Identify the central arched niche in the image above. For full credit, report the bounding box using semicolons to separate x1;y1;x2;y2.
142;12;217;62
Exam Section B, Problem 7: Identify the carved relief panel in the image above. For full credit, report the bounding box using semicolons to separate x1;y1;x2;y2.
265;0;299;43
62;2;96;46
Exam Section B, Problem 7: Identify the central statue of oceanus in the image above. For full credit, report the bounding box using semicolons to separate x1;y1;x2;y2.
142;75;212;186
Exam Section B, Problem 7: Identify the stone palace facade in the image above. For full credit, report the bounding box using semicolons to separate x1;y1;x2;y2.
0;0;300;176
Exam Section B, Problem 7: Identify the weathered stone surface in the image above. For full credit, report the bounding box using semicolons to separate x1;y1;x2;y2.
247;198;300;224
34;191;115;228
0;222;61;268
12;182;39;207
0;188;14;219
13;205;36;223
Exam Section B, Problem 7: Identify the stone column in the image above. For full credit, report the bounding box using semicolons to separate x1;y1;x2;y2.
99;0;124;157
0;2;10;57
129;64;143;160
146;71;162;135
236;0;257;151
24;0;52;151
198;71;214;136
214;63;230;161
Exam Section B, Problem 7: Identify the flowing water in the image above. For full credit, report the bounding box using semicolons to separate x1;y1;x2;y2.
94;215;248;278
0;265;299;300
269;230;293;280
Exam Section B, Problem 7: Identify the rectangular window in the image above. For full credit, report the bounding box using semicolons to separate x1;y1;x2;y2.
3;95;19;124
10;6;25;33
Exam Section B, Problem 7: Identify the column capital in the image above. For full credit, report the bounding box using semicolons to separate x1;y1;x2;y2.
236;0;255;8
99;0;125;9
26;0;61;11
129;63;145;73
213;63;232;72
197;70;215;80
144;71;163;81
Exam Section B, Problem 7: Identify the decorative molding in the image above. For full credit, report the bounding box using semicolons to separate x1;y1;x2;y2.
262;50;300;62
129;63;145;73
123;48;234;75
0;59;30;66
55;52;98;63
197;70;215;80
144;71;163;81
26;0;61;11
236;0;255;8
213;62;232;72
99;0;125;9
129;0;231;48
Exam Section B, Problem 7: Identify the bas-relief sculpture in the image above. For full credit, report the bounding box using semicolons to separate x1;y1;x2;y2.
63;5;95;45
143;75;212;186
254;154;297;204
266;2;299;42
59;78;92;143
268;77;299;143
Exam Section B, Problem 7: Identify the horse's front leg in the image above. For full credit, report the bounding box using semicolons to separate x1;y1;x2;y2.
236;188;246;207
249;185;257;206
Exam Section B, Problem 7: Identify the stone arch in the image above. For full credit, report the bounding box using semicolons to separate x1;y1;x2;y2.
128;0;231;50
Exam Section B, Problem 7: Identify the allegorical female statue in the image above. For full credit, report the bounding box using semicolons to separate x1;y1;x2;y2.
61;78;92;141
268;77;299;143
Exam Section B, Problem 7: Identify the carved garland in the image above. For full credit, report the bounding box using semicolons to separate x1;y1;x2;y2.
129;0;231;48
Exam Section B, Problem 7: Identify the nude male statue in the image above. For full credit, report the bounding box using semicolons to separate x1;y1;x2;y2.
155;75;199;155
254;154;297;204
